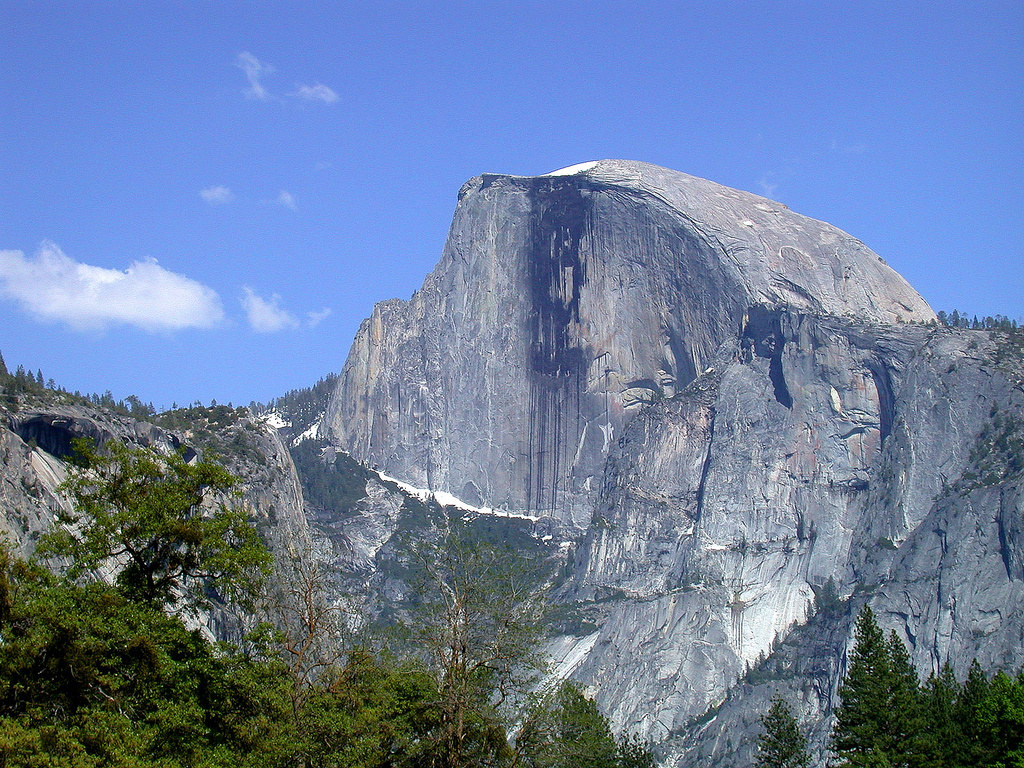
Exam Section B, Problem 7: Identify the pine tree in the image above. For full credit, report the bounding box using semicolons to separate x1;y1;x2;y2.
833;607;891;765
517;681;619;768
883;631;929;767
976;670;1024;768
956;660;992;768
923;664;963;767
756;696;810;768
831;607;930;768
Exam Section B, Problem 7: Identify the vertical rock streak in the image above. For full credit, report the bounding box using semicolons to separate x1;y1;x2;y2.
525;180;590;515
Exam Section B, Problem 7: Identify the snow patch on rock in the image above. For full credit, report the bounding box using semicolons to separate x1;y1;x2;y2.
291;420;321;446
544;161;599;176
375;471;541;522
263;411;289;430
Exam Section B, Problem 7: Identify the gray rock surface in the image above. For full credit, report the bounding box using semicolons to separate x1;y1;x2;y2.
1;402;193;555
0;396;310;598
318;161;1022;766
558;313;918;738
325;161;933;527
567;325;1024;765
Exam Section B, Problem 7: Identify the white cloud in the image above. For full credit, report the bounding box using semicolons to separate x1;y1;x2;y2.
241;286;299;332
200;185;235;205
0;242;224;332
235;51;275;100
234;52;336;105
757;176;778;198
276;190;297;210
295;83;339;104
306;307;331;327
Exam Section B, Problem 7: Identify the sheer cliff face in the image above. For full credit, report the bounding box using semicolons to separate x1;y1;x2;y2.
321;161;1024;765
566;319;1024;746
325;161;933;524
652;327;1024;767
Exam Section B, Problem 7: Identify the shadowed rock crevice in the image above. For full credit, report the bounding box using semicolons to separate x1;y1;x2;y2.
10;414;101;458
694;406;716;523
742;306;793;409
9;411;196;463
868;361;895;443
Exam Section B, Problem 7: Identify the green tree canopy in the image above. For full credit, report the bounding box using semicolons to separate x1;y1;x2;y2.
41;438;271;610
976;669;1024;768
831;607;930;768
0;551;298;768
756;695;810;768
298;650;439;768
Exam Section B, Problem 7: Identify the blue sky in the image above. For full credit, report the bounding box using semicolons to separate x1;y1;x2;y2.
1;1;1021;409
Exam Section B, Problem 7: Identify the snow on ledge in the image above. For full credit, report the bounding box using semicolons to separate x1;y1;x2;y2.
543;161;599;177
375;470;541;522
263;412;289;430
291;421;320;446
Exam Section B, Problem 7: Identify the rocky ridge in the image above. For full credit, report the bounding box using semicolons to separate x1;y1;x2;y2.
325;160;932;529
318;161;1022;765
0;392;309;566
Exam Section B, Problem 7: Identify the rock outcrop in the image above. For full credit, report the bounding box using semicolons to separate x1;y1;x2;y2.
320;160;1023;766
0;396;309;578
563;321;1024;764
325;161;932;527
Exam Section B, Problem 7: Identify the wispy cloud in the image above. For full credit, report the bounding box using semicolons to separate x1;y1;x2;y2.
757;176;778;198
0;242;224;332
233;52;337;105
200;185;235;205
235;51;275;101
295;83;339;104
276;190;297;210
755;137;869;200
241;287;299;332
306;307;331;327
